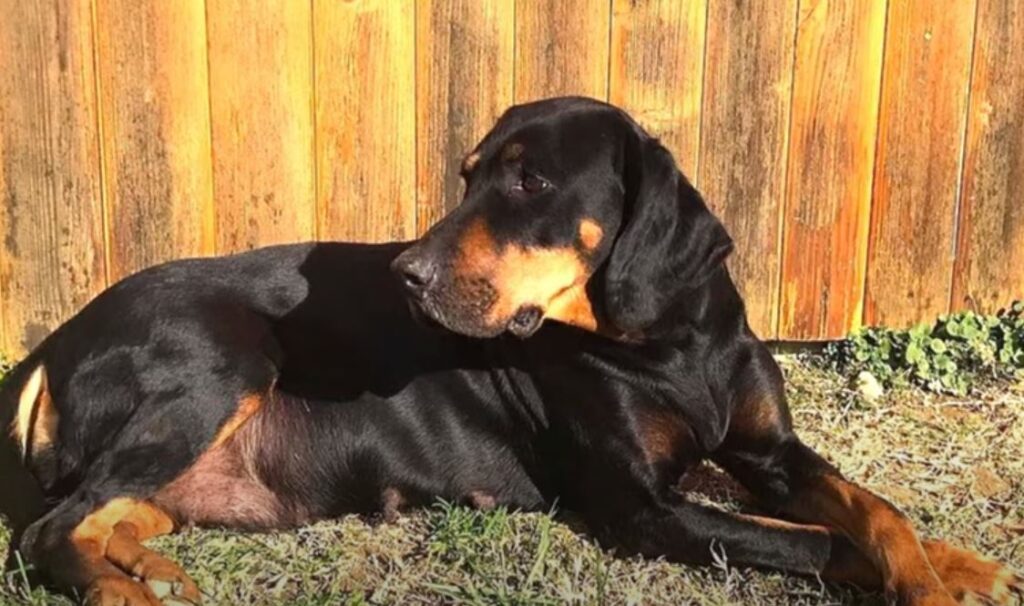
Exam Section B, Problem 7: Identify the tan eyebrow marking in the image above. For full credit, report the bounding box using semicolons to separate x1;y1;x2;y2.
578;219;603;251
501;143;524;162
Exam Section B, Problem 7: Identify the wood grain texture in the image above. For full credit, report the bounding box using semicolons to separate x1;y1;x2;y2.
951;0;1024;313
514;0;611;102
207;0;315;252
416;0;514;234
865;0;977;328
315;0;416;242
609;0;706;177
699;0;798;339
0;0;106;356
94;0;214;280
778;0;886;340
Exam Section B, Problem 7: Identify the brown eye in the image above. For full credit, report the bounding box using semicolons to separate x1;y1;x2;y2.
513;173;549;196
523;174;548;193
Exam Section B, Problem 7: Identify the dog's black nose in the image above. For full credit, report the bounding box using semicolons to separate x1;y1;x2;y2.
391;252;437;298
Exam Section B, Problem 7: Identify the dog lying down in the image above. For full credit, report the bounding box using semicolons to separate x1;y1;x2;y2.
1;97;1020;605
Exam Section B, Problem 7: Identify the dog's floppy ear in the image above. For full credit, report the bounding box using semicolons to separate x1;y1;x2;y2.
604;124;733;334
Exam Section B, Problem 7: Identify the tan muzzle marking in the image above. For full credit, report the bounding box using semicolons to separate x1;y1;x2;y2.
457;220;597;331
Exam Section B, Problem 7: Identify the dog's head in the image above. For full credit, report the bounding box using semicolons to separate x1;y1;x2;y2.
392;97;733;340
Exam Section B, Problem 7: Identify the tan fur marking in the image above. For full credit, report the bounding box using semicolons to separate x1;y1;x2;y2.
456;220;597;331
85;575;159;606
104;506;199;604
72;499;188;604
154;397;301;529
211;393;263;449
71;498;171;559
501;142;524;162
467;490;496;511
382;487;405;523
790;475;946;597
11;364;59;461
462;152;481;173
728;389;786;439
578;219;603;251
922;540;1022;602
546;283;598;331
635;408;692;465
733;513;881;587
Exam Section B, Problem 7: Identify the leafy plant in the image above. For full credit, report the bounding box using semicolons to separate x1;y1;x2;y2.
825;301;1024;395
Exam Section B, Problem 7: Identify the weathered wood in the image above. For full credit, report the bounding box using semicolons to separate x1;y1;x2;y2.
778;0;886;339
94;0;214;280
315;0;416;242
514;0;611;102
609;0;706;177
416;0;514;234
951;0;1024;314
699;0;798;339
207;0;315;252
0;0;106;356
865;0;977;328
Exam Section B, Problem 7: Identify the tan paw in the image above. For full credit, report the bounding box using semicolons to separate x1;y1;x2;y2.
85;576;161;606
924;540;1023;605
129;552;202;604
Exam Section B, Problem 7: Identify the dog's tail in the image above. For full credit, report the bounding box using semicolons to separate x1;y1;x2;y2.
0;355;51;565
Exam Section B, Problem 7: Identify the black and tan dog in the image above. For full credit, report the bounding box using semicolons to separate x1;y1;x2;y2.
1;97;1020;605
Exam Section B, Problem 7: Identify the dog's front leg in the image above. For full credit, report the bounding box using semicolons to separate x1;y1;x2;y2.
712;343;1020;605
598;498;880;587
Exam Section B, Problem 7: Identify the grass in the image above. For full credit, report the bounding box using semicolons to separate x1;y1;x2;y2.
1;356;1022;605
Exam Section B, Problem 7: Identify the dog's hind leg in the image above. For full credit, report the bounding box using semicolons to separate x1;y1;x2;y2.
103;500;200;603
22;493;199;605
18;371;275;602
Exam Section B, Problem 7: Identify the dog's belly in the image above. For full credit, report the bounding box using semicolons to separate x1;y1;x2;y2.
152;387;546;530
153;434;307;530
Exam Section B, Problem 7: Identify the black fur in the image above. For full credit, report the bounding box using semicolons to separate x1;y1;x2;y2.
2;97;908;601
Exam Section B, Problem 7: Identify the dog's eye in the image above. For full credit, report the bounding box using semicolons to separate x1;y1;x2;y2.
512;173;549;196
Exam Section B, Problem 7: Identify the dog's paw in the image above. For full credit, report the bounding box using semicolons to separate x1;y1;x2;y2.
923;540;1023;605
128;551;202;604
85;576;162;606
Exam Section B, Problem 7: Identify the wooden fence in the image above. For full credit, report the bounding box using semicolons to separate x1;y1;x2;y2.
1;0;1022;357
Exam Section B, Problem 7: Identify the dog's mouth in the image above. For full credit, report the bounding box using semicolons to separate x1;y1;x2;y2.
507;305;544;338
406;295;546;340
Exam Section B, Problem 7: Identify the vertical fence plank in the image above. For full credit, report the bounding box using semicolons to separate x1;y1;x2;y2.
0;0;106;357
94;0;214;280
951;0;1024;313
416;0;514;234
699;1;798;339
207;0;315;252
865;1;977;328
316;0;415;242
778;0;886;340
609;0;706;177
515;0;611;102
